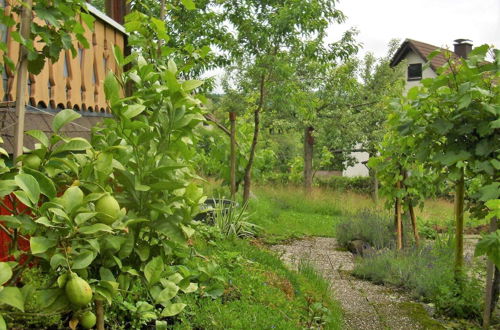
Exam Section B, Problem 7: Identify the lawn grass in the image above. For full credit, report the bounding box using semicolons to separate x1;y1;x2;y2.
247;185;459;243
175;238;343;329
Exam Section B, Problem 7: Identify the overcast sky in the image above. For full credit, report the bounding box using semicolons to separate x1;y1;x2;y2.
329;0;500;59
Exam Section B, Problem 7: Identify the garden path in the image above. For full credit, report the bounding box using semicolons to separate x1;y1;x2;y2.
272;237;443;330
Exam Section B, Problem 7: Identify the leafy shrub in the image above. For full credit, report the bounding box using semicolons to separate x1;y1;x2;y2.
352;237;482;319
335;209;394;249
316;176;372;194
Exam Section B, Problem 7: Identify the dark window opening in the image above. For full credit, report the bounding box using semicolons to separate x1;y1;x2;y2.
407;63;422;81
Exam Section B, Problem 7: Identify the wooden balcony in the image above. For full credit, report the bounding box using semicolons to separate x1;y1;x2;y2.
0;2;126;114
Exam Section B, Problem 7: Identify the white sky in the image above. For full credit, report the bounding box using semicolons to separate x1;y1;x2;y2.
329;0;500;58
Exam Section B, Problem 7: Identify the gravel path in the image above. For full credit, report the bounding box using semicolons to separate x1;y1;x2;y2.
271;237;443;330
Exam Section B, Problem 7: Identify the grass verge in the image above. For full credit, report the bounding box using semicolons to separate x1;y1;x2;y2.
174;238;343;329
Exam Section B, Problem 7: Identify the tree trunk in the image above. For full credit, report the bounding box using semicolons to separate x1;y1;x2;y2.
482;216;498;328
229;112;237;200
368;153;378;204
454;168;465;278
242;75;265;203
303;126;314;194
95;300;105;330
13;0;32;161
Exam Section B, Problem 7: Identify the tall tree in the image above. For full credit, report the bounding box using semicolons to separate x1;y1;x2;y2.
220;0;347;202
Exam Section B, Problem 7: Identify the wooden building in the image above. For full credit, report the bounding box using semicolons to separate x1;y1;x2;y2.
0;1;127;153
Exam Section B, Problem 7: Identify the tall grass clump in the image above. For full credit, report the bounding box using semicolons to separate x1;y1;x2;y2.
335;209;394;249
353;234;482;319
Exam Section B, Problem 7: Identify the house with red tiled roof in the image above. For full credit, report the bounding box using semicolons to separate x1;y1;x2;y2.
389;39;471;92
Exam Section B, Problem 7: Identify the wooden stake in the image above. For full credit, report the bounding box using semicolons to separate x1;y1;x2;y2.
13;0;33;161
408;201;420;247
454;167;465;277
229;112;236;200
395;180;403;250
482;216;498;328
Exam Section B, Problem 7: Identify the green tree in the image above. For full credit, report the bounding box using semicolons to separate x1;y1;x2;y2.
220;0;347;202
384;45;499;273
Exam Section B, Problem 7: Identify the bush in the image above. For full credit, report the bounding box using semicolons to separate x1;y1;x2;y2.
335;209;394;249
316;176;372;194
352;237;483;320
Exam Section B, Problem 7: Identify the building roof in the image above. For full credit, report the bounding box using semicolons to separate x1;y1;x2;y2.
390;39;458;71
0;105;105;154
87;3;127;35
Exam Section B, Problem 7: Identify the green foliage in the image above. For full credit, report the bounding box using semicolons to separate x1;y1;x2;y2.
335;209;394;249
0;110;125;327
316;176;372;194
372;45;499;215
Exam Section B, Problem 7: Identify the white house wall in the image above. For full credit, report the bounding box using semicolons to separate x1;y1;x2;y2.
343;144;370;177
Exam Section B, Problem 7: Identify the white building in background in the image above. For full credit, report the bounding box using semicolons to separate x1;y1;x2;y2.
342;143;369;177
342;39;471;177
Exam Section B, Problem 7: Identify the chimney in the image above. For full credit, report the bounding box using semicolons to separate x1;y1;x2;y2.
454;39;473;58
104;0;126;24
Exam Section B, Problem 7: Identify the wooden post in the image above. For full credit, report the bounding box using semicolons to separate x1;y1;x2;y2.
395;180;403;250
408;201;420;247
482;216;498;328
229;111;236;200
13;0;33;161
454;167;465;276
403;169;419;246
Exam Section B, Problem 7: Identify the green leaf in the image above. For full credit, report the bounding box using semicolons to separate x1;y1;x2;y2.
50;253;66;269
181;282;198;293
0;314;6;330
78;223;113;235
75;212;97;226
144;256;164;285
52;137;92;155
80;12;95;30
155;281;179;304
180;0;196;10
15;173;40;205
182;80;203;91
30;237;57;254
0;263;12;285
475;231;500;268
104;72;120;105
0;287;24;311
167;59;177;74
52;109;81;133
26;130;49;148
22;168;56;199
161;303;186;317
458;93;471;109
72;250;95;269
123;104;146;119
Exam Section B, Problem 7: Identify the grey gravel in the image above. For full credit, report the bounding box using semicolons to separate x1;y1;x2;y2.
271;237;442;330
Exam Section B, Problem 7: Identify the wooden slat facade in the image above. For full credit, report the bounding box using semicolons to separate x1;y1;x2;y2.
1;1;125;113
